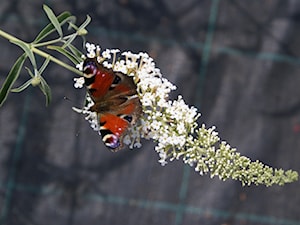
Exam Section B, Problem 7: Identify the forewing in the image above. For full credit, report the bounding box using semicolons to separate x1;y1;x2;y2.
83;57;115;101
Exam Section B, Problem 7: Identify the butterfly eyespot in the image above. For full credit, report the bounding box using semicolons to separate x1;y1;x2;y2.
122;115;133;123
84;67;95;75
84;67;93;75
83;62;98;86
83;61;97;77
103;133;120;150
112;75;122;84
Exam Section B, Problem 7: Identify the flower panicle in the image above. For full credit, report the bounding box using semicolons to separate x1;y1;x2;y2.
73;42;298;186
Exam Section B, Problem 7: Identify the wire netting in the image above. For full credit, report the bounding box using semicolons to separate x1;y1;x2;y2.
0;0;300;225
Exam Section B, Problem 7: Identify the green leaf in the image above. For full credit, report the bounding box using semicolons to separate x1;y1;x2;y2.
43;5;63;37
67;44;84;60
24;67;35;78
11;79;32;92
34;11;74;43
47;45;81;65
0;53;27;107
38;76;52;106
38;57;51;75
62;33;77;49
68;15;91;35
10;40;37;69
21;65;51;105
77;15;91;32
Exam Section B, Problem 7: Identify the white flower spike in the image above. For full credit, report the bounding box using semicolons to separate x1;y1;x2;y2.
73;42;298;186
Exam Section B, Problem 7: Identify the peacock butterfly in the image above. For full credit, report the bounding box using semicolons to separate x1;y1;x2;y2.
83;57;141;151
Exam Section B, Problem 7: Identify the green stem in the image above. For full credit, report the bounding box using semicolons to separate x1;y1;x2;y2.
31;47;81;75
0;29;22;43
32;33;74;47
0;29;82;76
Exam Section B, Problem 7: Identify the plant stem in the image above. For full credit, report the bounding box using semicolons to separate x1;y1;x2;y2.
32;33;74;47
31;47;81;75
0;29;22;43
0;29;82;76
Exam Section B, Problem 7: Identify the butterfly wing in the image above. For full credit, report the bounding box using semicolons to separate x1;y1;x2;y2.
83;58;115;101
96;84;141;151
83;57;141;151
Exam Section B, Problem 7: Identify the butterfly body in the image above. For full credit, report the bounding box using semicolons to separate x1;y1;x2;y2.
83;57;141;151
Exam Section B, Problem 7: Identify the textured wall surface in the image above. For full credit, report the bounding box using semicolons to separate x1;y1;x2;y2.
0;1;300;225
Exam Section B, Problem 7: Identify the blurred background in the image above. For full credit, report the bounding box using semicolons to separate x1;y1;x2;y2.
1;0;300;224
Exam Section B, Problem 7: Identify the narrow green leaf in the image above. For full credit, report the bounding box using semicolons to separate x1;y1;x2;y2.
24;67;35;78
11;40;37;68
39;76;52;106
0;53;27;107
43;5;63;37
67;44;84;60
62;34;77;49
34;11;74;43
11;79;32;92
38;57;51;75
77;15;91;31
68;15;91;35
47;45;81;65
